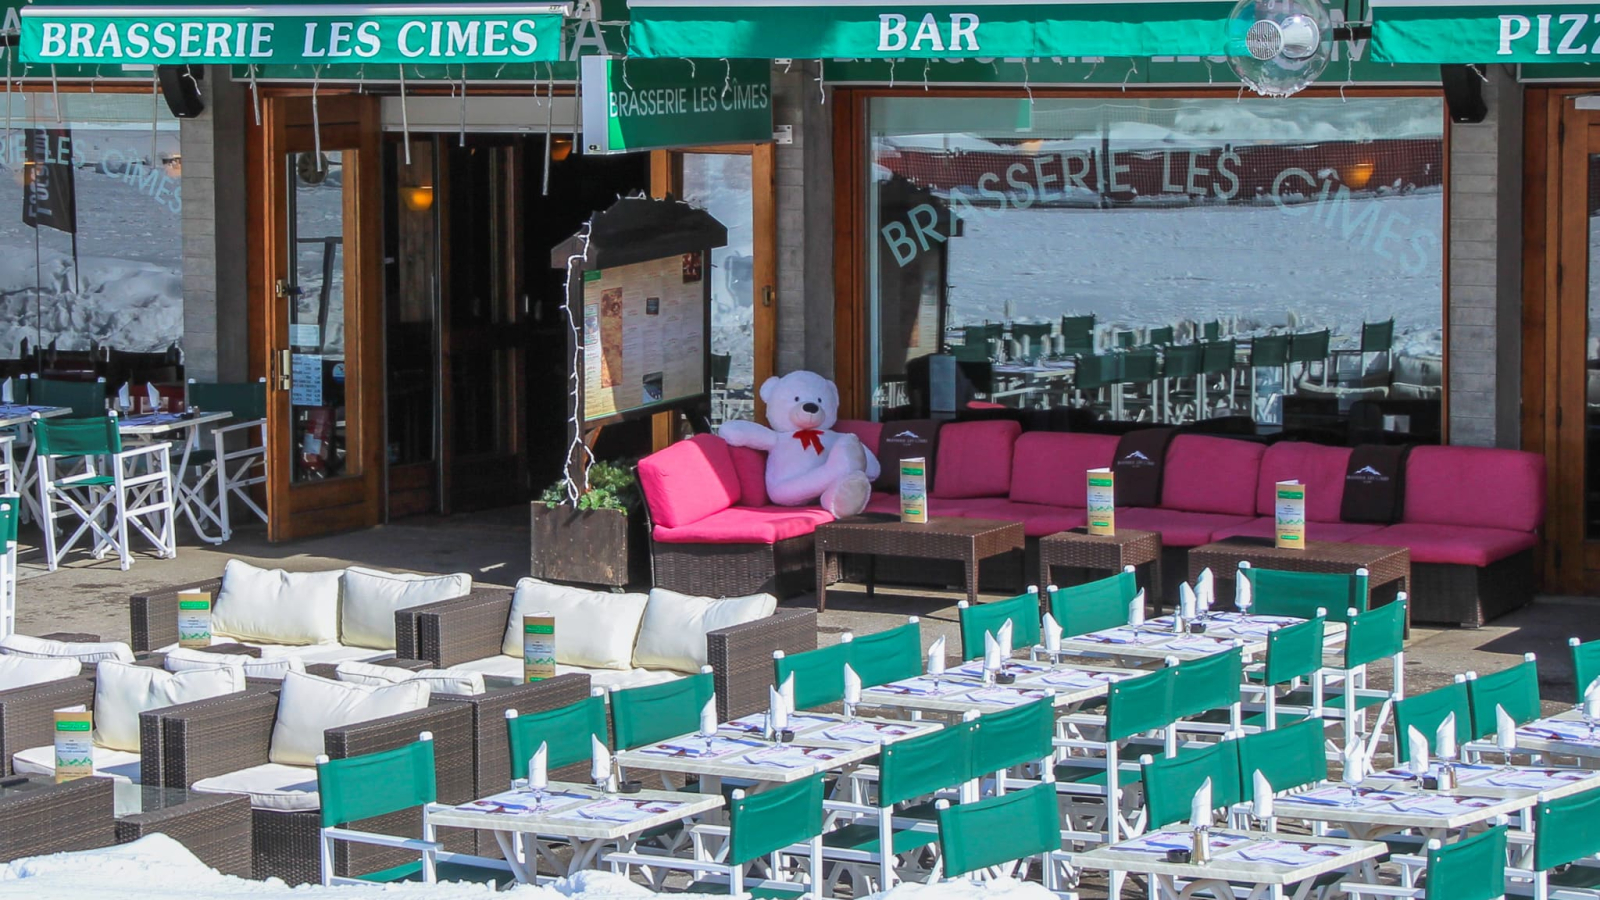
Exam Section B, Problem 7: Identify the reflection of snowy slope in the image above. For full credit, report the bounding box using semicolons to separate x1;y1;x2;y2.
0;246;180;355
683;155;755;396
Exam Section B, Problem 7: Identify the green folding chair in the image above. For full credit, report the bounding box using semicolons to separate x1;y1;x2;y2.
847;618;923;689
611;668;714;751
822;719;974;892
1237;716;1330;828
1047;567;1138;639
1174;645;1245;735
505;691;609;784
1061;315;1095;355
34;413;176;572
1148;326;1175;347
1161;342;1204;422
1245;613;1327;731
935;782;1062;888
1465;654;1542;743
1011;323;1055;364
30;377;107;418
607;775;827;898
1201;339;1237;410
186;379;269;542
969;699;1055;795
1289;330;1332;387
1140;737;1242;830
1331;320;1396;386
1249;333;1291;413
1570;637;1600;704
775;641;855;711
1055;665;1177;856
0;494;17;637
957;592;1042;661
1347;825;1506;900
1507;786;1600;900
1241;561;1369;623
1320;596;1408;754
1393;680;1473;765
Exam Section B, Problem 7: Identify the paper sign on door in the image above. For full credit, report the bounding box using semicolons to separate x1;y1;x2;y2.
1275;481;1306;549
54;708;94;783
523;615;556;682
900;457;928;524
1087;468;1115;536
177;591;212;649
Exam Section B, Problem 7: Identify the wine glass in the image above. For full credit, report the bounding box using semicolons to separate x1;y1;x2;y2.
1341;755;1366;807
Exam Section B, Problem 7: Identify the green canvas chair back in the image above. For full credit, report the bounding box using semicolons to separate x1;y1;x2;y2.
1120;348;1158;384
775;642;852;711
1288;329;1331;364
34;415;121;458
1250;334;1290;368
1061;315;1095;353
1172;647;1243;721
937;782;1058;880
507;694;607;781
1012;323;1053;343
848;620;923;689
318;737;436;828
1073;354;1113;392
969;699;1054;776
1106;666;1177;742
1115;330;1135;349
1201;339;1235;375
710;353;732;385
1343;598;1406;671
1245;566;1367;623
1362;319;1395;353
958;593;1041;661
1466;658;1541;739
1534;786;1600;872
1424;825;1506;900
187;380;267;421
1049;569;1136;638
1237;717;1329;800
951;341;991;363
1202;320;1221;342
611;671;713;751
1163;343;1202;379
728;775;825;866
0;495;18;546
1142;739;1241;830
880;719;973;807
1572;638;1600;702
1263;615;1326;687
1393;682;1472;764
30;378;106;418
1148;326;1174;347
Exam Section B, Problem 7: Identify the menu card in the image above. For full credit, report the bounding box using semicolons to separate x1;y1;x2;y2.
1086;468;1115;536
900;458;928;524
54;709;94;783
523;614;555;682
176;591;213;649
1275;481;1306;550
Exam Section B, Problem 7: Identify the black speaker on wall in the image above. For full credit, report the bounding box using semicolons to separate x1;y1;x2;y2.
157;65;205;119
1440;65;1488;124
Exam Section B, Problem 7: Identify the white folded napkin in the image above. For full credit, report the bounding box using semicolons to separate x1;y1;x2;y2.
983;632;1003;673
1585;679;1600;722
1495;705;1518;753
2;379;13;404
1179;582;1197;620
116;383;130;409
780;673;796;714
1196;567;1215;613
590;736;611;784
1042;613;1062;657
1190;777;1212;831
1407;725;1430;776
146;382;161;412
1128;590;1145;628
1342;742;1367;787
530;741;548;791
997;619;1014;660
1252;770;1273;820
843;663;862;708
699;695;718;739
1236;575;1253;613
927;636;946;676
769;684;789;733
1436;713;1458;761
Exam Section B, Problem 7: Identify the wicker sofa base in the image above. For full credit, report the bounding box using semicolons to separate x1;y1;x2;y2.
1408;549;1535;628
651;534;815;599
115;790;253;878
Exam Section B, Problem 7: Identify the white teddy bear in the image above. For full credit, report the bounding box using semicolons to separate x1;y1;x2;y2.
719;370;881;518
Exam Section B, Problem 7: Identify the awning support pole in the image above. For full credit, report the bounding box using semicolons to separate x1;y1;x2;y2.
398;66;411;166
311;65;323;170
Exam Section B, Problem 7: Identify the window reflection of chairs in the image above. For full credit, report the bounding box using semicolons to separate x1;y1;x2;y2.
1009;323;1054;364
1159;342;1202;423
1147;326;1174;347
1247;333;1290;422
38;340;105;383
1200;339;1236;416
186;380;269;543
1060;315;1095;356
1288;328;1331;387
1330;319;1395;388
1118;347;1159;422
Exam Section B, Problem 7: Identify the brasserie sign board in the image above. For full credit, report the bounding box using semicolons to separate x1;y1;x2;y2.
580;56;771;154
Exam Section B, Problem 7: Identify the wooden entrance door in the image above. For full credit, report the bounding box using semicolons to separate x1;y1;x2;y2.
255;94;383;540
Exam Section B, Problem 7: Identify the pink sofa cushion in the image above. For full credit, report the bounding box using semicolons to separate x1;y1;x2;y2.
1254;443;1353;521
865;491;901;515
1364;523;1538;567
1211;517;1385;544
934;420;1022;499
638;434;742;529
1008;432;1120;508
834;419;884;456
652;505;834;545
728;447;770;507
1402;446;1546;533
954;500;1088;537
1160;435;1264;517
1117;508;1256;548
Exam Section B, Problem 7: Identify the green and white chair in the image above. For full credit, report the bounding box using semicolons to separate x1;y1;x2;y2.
847;618;924;689
933;782;1062;889
0;495;17;638
505;690;609;784
969;698;1056;798
1505;787;1600;899
1241;611;1327;731
1571;638;1600;702
1393;680;1474;767
185;379;269;543
1465;655;1542;759
957;591;1042;661
1139;736;1242;831
773;618;922;711
1316;597;1408;755
1055;664;1178;851
607;775;828;899
34;413;176;571
611;667;715;753
1346;824;1507;900
1174;645;1246;738
1240;562;1369;622
1237;716;1331;832
1045;567;1140;641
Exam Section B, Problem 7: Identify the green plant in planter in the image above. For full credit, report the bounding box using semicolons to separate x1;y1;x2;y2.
539;460;640;512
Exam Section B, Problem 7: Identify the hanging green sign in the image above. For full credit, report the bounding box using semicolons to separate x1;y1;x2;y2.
1370;0;1600;63
580;56;772;154
19;3;568;66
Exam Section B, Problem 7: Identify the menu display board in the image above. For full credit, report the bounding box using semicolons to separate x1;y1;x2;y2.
580;252;706;423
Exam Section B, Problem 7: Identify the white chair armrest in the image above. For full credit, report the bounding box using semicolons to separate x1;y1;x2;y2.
209;419;266;436
322;827;442;853
116;443;171;462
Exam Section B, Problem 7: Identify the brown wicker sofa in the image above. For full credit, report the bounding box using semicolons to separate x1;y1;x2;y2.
0;674;96;776
405;588;816;722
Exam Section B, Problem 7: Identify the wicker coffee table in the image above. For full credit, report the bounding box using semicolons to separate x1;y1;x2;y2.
814;515;1026;610
1037;528;1162;598
113;783;253;877
0;774;115;862
1187;537;1411;620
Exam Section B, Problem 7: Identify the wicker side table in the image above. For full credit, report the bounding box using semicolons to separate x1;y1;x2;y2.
815;515;1026;610
0;774;116;862
115;786;253;877
1037;528;1163;600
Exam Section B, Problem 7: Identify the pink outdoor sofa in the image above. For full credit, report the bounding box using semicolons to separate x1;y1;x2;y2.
638;422;1545;627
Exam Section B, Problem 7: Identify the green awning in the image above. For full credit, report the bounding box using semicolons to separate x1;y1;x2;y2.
1371;0;1600;63
19;1;570;66
625;0;1236;59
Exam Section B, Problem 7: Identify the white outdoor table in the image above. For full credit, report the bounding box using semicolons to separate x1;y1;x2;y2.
859;661;1140;717
1271;782;1534;843
425;781;723;884
616;732;883;786
1073;826;1386;900
1054;613;1347;666
717;710;941;749
1512;712;1600;762
117;411;232;544
0;405;70;523
1365;762;1600;803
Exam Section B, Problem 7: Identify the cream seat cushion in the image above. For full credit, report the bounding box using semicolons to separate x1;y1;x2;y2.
212;560;343;646
452;654;682;692
268;671;430;767
0;656;81;691
153;639;388;668
502;579;648;670
193;763;319;812
13;744;142;783
162;648;305;681
632;588;777;674
0;634;133;664
94;661;245;752
340;567;472;651
334;660;485;697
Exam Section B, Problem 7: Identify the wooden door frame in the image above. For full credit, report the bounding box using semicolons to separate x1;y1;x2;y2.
248;91;384;541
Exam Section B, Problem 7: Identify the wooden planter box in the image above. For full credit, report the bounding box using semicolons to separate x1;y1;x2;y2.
529;503;646;588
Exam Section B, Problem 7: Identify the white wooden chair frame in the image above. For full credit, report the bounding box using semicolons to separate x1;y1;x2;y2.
188;415;267;543
36;427;176;571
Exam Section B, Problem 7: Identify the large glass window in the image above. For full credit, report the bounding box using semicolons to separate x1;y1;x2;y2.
683;152;756;424
0;91;183;358
867;95;1444;445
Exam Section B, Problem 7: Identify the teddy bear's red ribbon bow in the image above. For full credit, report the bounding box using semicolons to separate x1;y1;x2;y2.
794;429;825;454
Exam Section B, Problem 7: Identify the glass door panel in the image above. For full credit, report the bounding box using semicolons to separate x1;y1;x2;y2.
285;150;352;482
682;153;756;424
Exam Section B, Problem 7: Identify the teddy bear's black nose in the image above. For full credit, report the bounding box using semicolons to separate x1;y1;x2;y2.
802;402;820;414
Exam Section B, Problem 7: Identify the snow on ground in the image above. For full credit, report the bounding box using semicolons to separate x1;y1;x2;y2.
0;835;1060;900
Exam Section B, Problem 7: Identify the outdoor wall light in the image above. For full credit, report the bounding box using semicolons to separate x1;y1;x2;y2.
1344;161;1375;189
550;136;574;162
402;184;434;212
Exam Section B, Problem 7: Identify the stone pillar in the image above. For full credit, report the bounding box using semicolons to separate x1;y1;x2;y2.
180;67;250;383
772;61;835;377
1447;65;1523;449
